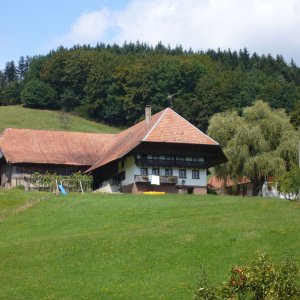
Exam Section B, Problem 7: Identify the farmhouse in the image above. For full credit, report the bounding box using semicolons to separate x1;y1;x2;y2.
0;106;227;194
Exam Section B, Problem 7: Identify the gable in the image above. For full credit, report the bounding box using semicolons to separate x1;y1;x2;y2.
87;108;225;172
143;108;218;145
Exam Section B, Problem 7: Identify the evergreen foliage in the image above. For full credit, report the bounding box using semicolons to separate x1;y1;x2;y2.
1;43;300;130
290;100;300;129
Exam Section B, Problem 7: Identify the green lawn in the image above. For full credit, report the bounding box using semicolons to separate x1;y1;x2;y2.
0;191;299;299
0;105;119;133
0;189;48;221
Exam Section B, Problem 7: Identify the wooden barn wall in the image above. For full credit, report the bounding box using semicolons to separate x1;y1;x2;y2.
0;162;88;189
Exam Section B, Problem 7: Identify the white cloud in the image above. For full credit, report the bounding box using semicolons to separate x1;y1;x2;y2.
54;8;112;46
53;0;300;64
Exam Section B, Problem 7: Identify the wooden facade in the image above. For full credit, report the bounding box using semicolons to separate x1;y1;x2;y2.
0;161;86;189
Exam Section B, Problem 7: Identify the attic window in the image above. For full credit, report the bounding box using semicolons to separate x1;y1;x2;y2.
165;155;174;161
176;156;186;161
152;155;159;161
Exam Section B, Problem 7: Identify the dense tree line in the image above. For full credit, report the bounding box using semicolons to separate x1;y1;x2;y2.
1;43;300;131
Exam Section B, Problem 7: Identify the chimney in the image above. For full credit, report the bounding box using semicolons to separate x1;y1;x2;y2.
145;105;151;125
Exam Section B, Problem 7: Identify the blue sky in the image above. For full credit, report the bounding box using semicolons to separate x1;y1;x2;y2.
1;0;300;70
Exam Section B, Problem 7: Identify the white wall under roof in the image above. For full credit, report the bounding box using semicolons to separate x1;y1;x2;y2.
121;156;140;186
120;155;207;187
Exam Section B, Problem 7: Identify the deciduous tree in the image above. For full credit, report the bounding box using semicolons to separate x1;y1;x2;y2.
208;101;300;195
21;79;57;108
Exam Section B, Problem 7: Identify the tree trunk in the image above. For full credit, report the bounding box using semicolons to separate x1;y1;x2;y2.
252;177;265;196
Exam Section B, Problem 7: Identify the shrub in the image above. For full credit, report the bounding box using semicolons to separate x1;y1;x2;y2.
194;253;300;300
277;165;300;201
27;171;93;192
14;185;25;190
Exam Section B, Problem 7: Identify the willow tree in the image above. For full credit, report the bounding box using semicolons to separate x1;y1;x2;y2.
208;100;300;195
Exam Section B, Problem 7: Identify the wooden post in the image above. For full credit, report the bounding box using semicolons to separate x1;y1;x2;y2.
79;180;84;194
55;179;59;195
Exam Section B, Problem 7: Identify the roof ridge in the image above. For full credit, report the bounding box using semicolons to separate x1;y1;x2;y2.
171;109;219;145
142;108;169;141
1;127;116;136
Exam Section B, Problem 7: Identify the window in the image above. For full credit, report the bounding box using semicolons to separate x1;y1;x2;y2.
179;169;186;179
192;169;200;179
176;156;186;161
152;168;160;175
165;155;174;161
165;168;173;176
152;154;159;161
141;168;148;175
192;156;199;162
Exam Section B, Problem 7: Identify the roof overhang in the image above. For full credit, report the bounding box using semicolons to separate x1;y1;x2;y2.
87;141;227;173
132;141;227;168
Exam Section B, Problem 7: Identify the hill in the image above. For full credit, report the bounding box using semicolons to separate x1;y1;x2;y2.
0;191;299;299
0;105;119;133
1;43;300;131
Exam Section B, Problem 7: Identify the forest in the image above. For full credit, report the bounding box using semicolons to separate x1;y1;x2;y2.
0;42;300;131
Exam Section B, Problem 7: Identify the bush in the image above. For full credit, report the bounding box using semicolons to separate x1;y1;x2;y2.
27;171;93;192
277;165;300;201
194;253;300;300
14;185;25;190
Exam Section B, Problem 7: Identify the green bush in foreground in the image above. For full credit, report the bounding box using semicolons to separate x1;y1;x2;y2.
194;253;300;300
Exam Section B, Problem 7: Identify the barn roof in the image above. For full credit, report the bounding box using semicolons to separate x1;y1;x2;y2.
208;176;251;189
0;128;114;166
0;108;227;171
86;108;224;172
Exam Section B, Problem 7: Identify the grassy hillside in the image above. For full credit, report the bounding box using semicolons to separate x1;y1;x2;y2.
0;191;299;299
0;105;119;133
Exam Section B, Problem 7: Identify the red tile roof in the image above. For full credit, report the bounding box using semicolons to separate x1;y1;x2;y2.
86;108;221;172
144;108;218;145
85;110;166;172
208;176;251;189
0;108;226;172
0;128;114;166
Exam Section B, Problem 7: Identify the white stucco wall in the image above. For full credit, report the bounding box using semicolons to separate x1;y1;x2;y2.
179;169;206;186
148;167;206;186
119;155;207;187
121;156;140;186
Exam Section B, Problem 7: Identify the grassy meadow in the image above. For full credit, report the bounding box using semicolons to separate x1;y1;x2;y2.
0;105;119;133
0;190;299;299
